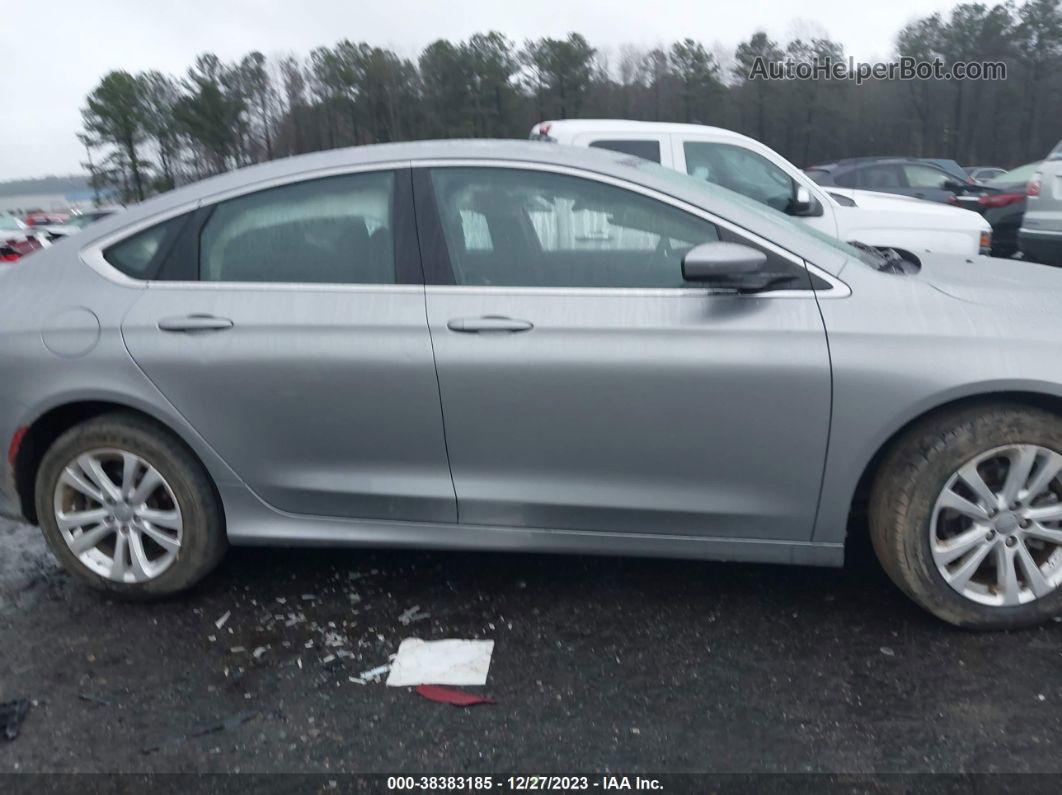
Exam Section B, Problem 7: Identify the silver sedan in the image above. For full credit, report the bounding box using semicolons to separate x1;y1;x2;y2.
2;140;1062;629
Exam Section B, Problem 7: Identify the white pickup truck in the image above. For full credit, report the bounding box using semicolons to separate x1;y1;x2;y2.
530;120;991;257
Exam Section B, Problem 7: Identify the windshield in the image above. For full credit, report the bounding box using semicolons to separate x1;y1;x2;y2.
629;158;878;267
987;162;1041;186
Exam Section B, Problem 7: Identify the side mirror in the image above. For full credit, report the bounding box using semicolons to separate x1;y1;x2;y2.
788;185;823;217
943;179;966;193
682;241;768;283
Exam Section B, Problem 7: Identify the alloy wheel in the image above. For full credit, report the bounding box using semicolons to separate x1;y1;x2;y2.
932;444;1062;606
52;448;183;583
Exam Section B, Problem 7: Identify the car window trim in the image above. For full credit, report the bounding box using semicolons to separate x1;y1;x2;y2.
409;159;849;299
80;161;422;290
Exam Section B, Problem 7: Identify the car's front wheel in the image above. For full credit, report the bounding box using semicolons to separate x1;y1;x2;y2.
35;413;227;599
871;403;1062;628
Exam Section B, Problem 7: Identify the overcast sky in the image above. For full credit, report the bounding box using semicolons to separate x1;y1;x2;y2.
1;0;979;181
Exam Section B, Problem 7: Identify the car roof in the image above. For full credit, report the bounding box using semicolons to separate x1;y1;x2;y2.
70;138;850;275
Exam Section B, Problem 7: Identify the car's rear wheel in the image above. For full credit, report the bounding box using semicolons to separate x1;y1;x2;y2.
870;403;1062;628
35;413;227;599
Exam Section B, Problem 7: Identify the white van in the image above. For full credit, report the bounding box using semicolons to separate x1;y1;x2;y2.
531;120;991;257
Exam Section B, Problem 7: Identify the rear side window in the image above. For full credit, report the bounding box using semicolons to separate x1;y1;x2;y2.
589;139;662;164
199;171;395;284
804;168;830;185
833;169;859;188
846;165;902;189
103;214;190;279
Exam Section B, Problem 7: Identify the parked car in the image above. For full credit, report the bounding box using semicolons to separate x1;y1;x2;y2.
42;208;122;239
531;120;991;256
966;166;1007;183
24;210;70;227
4;140;1062;629
0;214;47;262
950;162;1040;258
806;157;993;204
1019;140;1062;266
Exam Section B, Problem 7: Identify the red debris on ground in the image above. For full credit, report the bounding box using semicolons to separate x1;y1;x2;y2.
414;685;496;706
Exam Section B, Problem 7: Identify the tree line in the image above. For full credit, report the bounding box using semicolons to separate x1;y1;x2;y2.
81;0;1062;204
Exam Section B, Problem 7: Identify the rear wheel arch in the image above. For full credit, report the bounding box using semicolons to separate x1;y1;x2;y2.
13;400;222;526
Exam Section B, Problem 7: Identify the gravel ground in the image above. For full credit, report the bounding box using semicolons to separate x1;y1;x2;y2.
2;518;1062;775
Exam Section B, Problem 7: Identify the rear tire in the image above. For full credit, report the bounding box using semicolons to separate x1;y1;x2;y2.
870;403;1062;629
35;413;227;599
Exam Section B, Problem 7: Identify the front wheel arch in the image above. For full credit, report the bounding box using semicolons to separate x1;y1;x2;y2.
846;391;1062;553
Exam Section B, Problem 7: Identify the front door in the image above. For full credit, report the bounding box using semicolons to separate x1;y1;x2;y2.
415;164;832;540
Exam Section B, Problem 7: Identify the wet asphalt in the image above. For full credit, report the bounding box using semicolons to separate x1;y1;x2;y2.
1;518;1062;776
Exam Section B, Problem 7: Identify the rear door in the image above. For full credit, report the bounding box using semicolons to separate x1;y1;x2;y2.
119;167;456;523
414;163;833;541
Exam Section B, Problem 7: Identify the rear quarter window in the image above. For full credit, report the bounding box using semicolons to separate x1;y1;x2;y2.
103;213;190;280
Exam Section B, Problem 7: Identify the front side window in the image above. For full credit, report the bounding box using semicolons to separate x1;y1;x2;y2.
200;170;395;284
903;164;951;189
683;142;795;213
589;139;662;164
429;167;719;288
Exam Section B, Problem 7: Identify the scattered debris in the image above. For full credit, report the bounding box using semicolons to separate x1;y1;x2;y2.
253;647;267;660
387;639;494;687
348;676;367;685
321;654;336;664
215;611;231;630
78;693;112;706
415;685;495;706
359;663;391;683
880;647;896;657
142;711;258;754
1;700;30;741
398;606;430;625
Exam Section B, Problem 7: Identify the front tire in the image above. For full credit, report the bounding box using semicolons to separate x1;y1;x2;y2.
35;413;227;599
870;403;1062;629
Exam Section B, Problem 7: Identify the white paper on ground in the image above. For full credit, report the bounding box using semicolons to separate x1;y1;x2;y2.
385;638;495;687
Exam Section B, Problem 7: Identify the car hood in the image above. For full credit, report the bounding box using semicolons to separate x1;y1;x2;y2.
829;188;990;229
916;252;1062;310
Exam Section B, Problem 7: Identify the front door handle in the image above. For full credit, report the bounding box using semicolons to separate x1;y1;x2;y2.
157;314;234;333
447;316;534;334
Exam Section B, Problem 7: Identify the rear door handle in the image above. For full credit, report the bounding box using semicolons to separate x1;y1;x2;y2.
157;314;234;333
447;316;534;334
